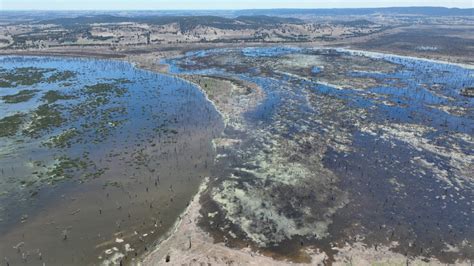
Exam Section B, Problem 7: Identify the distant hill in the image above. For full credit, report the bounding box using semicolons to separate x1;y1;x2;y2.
39;15;304;32
9;7;472;27
234;7;473;17
332;19;375;27
234;15;302;24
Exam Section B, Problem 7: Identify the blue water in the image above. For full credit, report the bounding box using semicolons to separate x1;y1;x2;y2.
0;56;222;265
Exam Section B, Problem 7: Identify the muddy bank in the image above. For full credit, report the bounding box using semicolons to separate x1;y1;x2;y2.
141;180;457;266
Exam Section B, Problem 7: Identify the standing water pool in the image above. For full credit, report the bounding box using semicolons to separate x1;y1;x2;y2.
0;56;223;265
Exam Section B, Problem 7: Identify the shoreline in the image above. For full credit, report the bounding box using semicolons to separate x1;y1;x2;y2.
1;38;474;67
137;178;211;265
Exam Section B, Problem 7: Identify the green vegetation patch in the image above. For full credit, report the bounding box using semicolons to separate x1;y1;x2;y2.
24;104;65;137
0;80;12;88
113;78;132;84
30;154;106;186
43;128;79;148
75;82;129;111
42;90;75;103
61;82;74;87
103;180;122;188
0;67;54;87
85;83;119;95
46;70;76;83
34;156;89;184
0;68;13;87
2;89;40;104
460;87;474;97
47;157;88;181
0;113;25;137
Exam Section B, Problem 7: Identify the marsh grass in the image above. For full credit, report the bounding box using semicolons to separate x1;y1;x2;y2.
46;70;76;83
24;104;65;137
43;128;79;148
2;89;40;103
0;67;53;87
460;87;473;97
0;113;25;137
42;90;75;103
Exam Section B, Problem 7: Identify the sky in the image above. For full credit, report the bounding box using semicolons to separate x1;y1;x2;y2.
0;0;472;10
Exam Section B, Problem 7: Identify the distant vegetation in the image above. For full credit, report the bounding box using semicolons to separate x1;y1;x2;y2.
39;15;304;32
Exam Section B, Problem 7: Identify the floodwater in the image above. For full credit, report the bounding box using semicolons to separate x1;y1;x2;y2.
165;47;474;263
0;56;223;265
1;48;473;265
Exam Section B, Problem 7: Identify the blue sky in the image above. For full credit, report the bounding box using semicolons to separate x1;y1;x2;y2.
1;0;472;10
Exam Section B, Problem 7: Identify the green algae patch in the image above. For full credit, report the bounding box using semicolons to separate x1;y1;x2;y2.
43;128;79;148
0;68;11;87
33;156;91;185
81;82;128;109
24;104;65;137
85;83;115;94
46;70;76;83
103;180;122;189
0;67;74;88
42;90;75;104
0;67;53;87
2;89;40;104
112;78;132;84
47;157;88;182
0;80;12;88
84;82;126;96
460;87;474;97
0;113;25;137
26;154;106;187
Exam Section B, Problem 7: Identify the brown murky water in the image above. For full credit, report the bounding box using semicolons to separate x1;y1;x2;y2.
0;56;223;265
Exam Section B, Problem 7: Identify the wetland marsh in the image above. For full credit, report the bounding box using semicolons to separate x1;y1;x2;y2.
0;46;473;265
162;47;474;264
0;56;222;265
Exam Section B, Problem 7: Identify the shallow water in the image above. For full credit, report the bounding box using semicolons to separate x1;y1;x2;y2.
165;47;474;263
0;57;223;265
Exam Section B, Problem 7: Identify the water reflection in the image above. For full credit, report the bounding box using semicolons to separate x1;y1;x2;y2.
0;56;223;265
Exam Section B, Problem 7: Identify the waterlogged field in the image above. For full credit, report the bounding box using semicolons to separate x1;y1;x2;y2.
0;57;222;265
1;48;473;265
165;47;474;263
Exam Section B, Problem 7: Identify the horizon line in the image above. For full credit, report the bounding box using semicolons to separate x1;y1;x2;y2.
1;6;473;11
